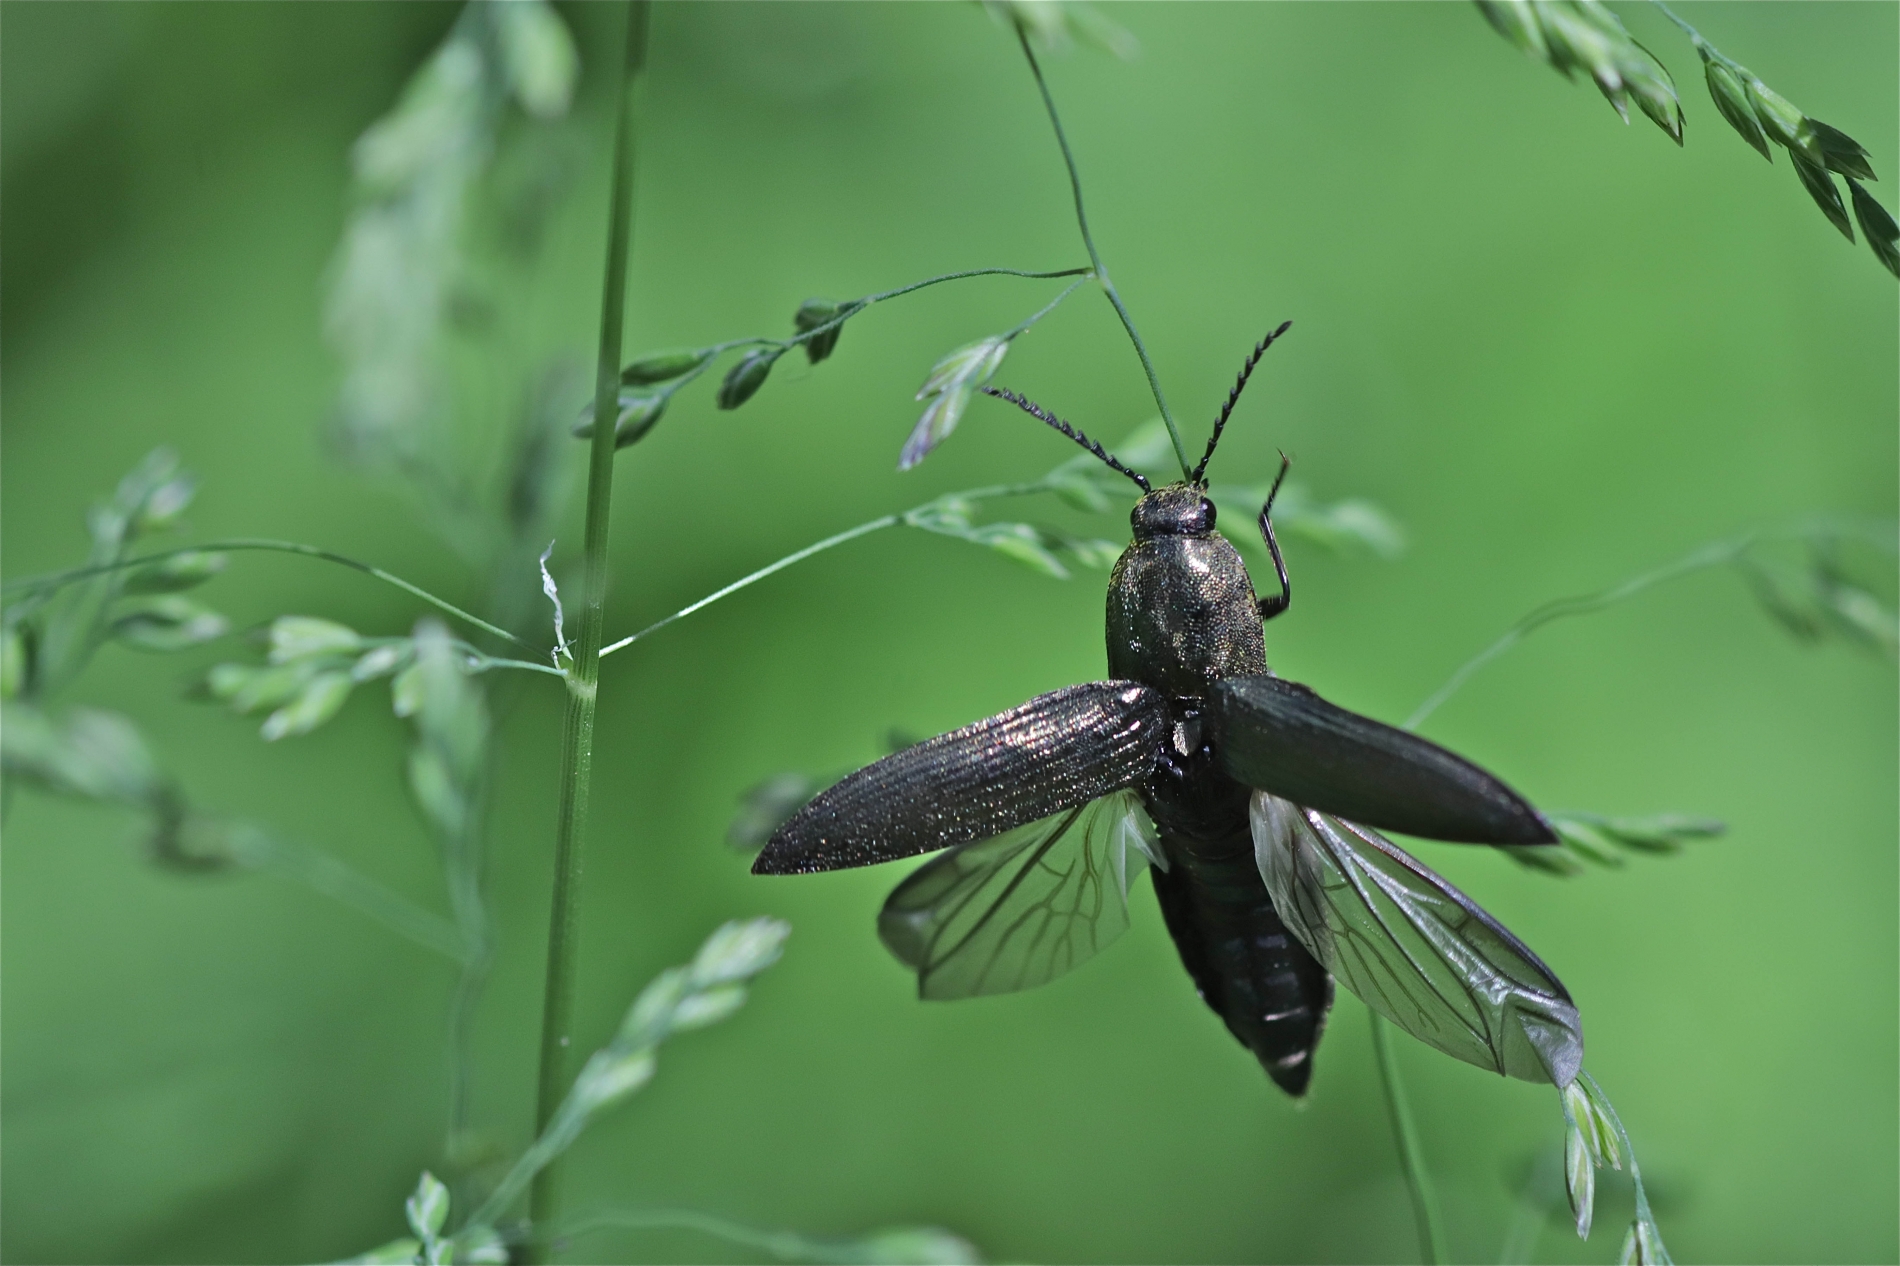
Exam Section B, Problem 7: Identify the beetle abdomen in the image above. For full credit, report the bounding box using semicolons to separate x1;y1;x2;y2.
1150;823;1334;1096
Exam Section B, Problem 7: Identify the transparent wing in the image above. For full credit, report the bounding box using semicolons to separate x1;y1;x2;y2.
1250;792;1583;1086
878;789;1163;1000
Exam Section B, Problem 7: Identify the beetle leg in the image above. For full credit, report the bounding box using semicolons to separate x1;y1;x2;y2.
1257;452;1292;622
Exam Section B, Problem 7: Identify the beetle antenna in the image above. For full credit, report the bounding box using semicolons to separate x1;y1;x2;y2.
981;386;1152;493
1265;448;1292;512
1192;320;1292;484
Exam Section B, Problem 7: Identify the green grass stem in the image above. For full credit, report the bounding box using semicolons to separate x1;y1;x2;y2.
1405;536;1756;731
557;1208;886;1263
1015;28;1191;480
527;2;648;1247
597;481;1054;656
3;539;536;654
232;824;468;962
1369;1011;1448;1265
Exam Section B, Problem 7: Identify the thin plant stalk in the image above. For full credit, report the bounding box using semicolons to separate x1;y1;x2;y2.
1369;1011;1449;1265
601;516;901;655
445;789;494;1167
1003;274;1092;339
467;655;566;679
232;824;468;961
557;1208;888;1263
780;265;1091;352
2;539;536;654
598;479;1053;656
605;265;1090;420
1015;27;1191;479
1580;1073;1667;1252
558;1209;819;1261
528;0;648;1241
1404;537;1756;730
1646;0;1744;71
1408;517;1892;730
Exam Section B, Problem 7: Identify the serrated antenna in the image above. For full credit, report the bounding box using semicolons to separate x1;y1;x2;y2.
1192;320;1293;484
981;385;1152;493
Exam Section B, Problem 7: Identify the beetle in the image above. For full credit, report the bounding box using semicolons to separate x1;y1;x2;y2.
753;324;1583;1096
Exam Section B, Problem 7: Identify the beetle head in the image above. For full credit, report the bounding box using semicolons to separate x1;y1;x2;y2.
1131;483;1217;540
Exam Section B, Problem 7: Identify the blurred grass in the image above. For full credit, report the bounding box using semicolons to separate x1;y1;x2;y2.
2;3;1894;1263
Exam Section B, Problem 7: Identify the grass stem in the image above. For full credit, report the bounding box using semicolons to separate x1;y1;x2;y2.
3;539;537;654
556;1208;858;1262
1646;0;1742;71
1580;1072;1669;1257
822;266;1090;345
1369;1011;1448;1265
1404;537;1756;730
1003;275;1092;340
232;823;468;962
443;789;494;1182
1014;28;1191;480
1408;517;1894;731
597;481;1056;656
600;516;901;656
527;2;648;1246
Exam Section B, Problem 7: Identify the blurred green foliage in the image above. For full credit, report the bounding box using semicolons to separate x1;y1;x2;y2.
2;3;1894;1264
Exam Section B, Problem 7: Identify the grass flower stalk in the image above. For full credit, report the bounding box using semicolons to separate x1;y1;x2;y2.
1014;26;1191;479
527;1;648;1244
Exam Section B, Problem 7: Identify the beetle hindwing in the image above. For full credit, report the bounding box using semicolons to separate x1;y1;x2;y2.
1250;792;1583;1087
878;789;1162;999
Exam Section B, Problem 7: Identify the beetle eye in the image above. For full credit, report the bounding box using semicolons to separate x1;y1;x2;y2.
1200;497;1217;529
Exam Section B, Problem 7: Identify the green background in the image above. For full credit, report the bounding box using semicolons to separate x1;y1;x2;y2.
3;3;1895;1263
